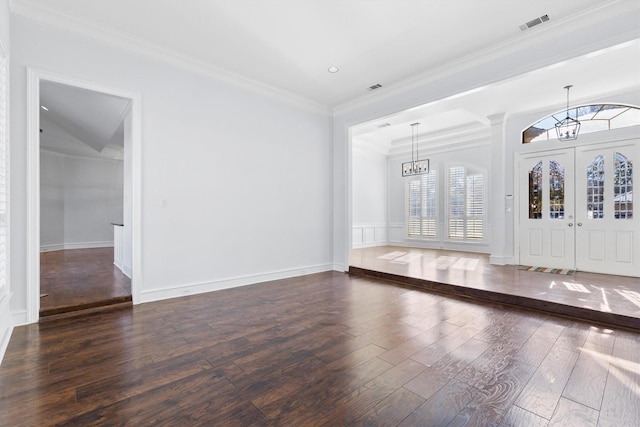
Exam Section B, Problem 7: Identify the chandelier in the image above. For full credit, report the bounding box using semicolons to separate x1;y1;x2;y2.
402;122;429;176
555;85;581;140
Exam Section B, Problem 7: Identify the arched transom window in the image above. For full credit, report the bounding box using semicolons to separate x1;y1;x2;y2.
523;104;640;144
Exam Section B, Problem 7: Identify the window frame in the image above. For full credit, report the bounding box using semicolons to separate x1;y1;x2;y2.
447;164;486;242
406;170;438;239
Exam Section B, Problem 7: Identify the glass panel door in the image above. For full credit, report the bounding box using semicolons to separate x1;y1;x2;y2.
575;141;639;276
519;149;575;269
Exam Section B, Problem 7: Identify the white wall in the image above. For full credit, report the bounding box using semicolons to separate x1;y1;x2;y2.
0;0;10;364
40;150;123;251
352;143;387;248
39;150;64;247
10;15;333;319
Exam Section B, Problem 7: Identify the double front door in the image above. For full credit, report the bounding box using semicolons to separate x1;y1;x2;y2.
519;140;639;276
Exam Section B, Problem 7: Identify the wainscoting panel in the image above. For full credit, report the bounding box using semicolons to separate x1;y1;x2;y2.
352;224;387;248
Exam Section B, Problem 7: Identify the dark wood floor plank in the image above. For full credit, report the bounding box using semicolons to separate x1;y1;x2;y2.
514;345;579;419
403;366;451;400
353;387;425;427
598;331;640;426
377;321;461;365
499;405;549;427
562;342;612;410
409;325;485;367
311;358;428;426
450;357;537;426
398;379;478;426
548;397;599;427
1;270;639;426
259;356;394;425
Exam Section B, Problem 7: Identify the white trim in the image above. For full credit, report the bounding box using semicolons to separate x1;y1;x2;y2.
352;224;388;249
27;68;143;324
332;263;347;273
40;241;114;252
120;264;132;279
11;309;28;327
140;263;334;304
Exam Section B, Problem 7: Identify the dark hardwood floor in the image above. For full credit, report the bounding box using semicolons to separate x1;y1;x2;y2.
1;271;638;426
40;248;132;317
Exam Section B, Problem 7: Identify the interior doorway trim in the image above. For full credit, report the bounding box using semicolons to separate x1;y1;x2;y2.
26;68;142;324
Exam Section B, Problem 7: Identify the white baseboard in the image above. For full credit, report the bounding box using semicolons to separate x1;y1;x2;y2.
490;255;515;265
122;264;132;278
40;241;114;252
11;310;29;326
333;263;347;272
139;263;334;304
114;261;132;279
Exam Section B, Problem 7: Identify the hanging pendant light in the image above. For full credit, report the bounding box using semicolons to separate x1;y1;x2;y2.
402;122;429;177
555;85;581;140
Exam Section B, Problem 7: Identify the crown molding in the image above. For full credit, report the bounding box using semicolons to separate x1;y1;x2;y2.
333;0;640;116
10;0;332;116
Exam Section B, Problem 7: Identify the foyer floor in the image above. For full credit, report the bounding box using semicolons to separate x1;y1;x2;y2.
40;248;132;317
350;246;640;330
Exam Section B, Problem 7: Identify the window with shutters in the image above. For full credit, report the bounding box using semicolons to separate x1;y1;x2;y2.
448;166;485;240
407;170;437;238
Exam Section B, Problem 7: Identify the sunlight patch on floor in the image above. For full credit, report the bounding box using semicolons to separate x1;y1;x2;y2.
616;290;640;309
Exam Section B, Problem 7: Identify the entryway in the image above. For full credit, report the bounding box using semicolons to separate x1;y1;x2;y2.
26;69;142;323
518;139;639;276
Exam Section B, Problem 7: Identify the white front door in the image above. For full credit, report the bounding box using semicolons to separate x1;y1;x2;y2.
519;140;639;277
519;149;575;270
575;141;639;276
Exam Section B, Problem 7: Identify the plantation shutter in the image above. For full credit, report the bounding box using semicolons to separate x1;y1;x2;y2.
466;174;484;239
408;180;421;237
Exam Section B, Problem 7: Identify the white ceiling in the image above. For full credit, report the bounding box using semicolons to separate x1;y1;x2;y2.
15;0;640;155
353;39;640;153
40;81;130;159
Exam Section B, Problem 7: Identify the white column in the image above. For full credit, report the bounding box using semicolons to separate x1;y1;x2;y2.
488;113;507;265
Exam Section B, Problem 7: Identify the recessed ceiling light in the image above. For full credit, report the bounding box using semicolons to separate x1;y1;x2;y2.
41;105;49;111
328;66;339;73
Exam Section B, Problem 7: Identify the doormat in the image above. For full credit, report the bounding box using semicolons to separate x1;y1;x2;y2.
519;266;575;275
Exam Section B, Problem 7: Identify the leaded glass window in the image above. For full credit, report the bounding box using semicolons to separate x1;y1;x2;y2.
529;161;542;219
614;152;633;219
522;104;640;144
587;155;604;219
549;161;565;219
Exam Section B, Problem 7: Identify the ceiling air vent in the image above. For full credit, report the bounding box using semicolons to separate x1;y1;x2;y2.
519;14;550;31
368;83;383;91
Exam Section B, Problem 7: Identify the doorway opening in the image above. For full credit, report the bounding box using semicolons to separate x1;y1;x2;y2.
518;138;639;276
39;81;131;317
27;69;142;323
